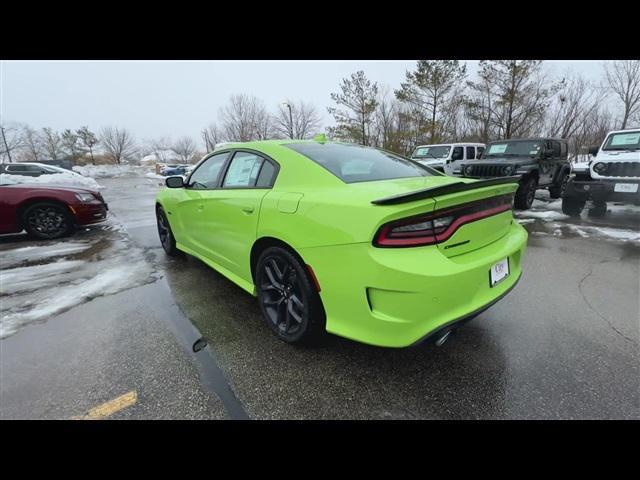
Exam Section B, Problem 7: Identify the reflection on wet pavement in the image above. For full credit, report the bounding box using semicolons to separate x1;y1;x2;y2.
0;221;159;339
516;190;640;245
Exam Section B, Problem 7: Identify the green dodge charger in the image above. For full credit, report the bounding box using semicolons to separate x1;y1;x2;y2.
155;139;528;348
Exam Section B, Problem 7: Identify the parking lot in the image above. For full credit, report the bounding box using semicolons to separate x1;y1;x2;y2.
1;170;638;420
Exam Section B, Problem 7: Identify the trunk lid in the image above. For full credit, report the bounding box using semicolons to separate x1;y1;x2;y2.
370;176;518;257
432;182;517;257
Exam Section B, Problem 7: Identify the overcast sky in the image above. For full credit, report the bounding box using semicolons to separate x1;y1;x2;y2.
1;60;607;145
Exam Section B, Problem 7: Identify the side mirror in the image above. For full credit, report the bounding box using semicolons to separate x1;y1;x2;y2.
166;176;185;188
588;145;599;156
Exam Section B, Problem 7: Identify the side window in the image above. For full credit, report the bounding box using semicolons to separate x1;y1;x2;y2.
7;165;28;172
560;142;567;157
222;152;264;188
466;146;475;160
451;147;463;161
476;147;485;159
552;141;561;157
188;152;230;189
256;161;276;188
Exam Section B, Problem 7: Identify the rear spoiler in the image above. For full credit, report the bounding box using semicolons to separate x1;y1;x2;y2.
371;176;521;205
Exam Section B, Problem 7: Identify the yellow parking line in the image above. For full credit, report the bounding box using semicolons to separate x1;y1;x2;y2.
72;391;137;420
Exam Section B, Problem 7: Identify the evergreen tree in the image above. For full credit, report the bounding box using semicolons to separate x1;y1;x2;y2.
328;71;378;145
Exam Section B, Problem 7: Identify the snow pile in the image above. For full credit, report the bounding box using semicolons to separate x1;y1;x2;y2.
0;224;157;339
0;172;101;190
73;164;150;178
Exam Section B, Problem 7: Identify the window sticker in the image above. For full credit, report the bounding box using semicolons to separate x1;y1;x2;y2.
224;154;262;187
488;144;508;154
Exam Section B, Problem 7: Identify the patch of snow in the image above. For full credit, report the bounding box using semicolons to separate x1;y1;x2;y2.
0;172;101;190
0;241;91;269
514;210;569;221
564;224;640;244
516;218;536;225
73;164;150;179
145;172;166;180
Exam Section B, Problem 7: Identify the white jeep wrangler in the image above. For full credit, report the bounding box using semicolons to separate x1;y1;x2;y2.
562;128;640;217
410;142;485;176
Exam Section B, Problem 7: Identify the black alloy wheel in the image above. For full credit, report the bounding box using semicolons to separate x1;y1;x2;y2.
156;207;179;256
23;202;73;240
256;246;325;345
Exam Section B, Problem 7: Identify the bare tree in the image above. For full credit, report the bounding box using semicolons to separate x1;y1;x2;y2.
604;60;640;129
253;105;275;140
100;126;137;164
171;136;197;163
202;123;222;151
21;125;44;162
77;126;99;165
41;128;64;160
463;75;495;143
145;136;175;163
219;94;271;142
570;106;616;161
274;100;323;139
0;123;23;163
467;60;559;139
545;74;607;149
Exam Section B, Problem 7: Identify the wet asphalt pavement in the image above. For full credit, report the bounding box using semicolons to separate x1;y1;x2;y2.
1;173;638;419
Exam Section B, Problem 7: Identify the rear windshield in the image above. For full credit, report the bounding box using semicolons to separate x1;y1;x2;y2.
285;143;435;183
602;131;640;151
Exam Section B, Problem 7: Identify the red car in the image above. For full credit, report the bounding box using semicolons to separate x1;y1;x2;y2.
0;184;108;239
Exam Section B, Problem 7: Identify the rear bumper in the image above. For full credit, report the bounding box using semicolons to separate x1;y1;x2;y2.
298;221;528;347
565;179;640;204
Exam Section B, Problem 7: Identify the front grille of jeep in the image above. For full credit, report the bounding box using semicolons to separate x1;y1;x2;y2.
465;164;504;177
599;162;640;178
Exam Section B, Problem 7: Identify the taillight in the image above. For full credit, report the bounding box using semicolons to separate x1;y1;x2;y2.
374;194;514;248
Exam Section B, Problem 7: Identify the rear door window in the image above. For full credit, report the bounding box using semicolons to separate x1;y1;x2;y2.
222;151;266;188
466;146;475;160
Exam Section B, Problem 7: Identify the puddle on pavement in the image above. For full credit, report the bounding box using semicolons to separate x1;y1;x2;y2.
0;220;160;339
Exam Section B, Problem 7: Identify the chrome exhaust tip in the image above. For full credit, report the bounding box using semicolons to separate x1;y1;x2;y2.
434;330;452;347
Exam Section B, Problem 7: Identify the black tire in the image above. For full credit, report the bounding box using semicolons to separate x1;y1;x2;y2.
588;201;607;218
514;177;538;210
255;246;326;345
22;202;74;240
561;196;586;217
156;207;180;256
549;171;568;199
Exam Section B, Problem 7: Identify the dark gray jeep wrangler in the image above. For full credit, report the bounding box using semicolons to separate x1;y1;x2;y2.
456;138;571;209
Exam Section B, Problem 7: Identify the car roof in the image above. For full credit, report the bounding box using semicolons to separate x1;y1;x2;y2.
414;143;485;148
488;138;566;143
607;128;640;134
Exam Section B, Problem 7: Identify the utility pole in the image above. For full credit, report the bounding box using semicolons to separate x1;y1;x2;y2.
283;103;294;139
1;125;13;163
